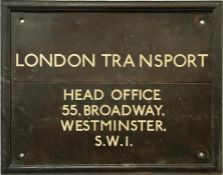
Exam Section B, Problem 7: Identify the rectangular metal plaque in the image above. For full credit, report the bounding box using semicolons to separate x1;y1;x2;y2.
1;1;222;174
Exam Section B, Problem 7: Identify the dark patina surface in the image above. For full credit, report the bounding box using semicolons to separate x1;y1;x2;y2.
1;1;222;174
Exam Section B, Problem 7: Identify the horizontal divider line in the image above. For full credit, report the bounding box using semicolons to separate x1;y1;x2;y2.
11;81;213;84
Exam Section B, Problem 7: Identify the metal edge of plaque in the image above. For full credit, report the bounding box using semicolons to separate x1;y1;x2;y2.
1;0;222;174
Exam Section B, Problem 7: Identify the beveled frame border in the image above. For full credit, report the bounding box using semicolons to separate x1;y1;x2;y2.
1;1;222;174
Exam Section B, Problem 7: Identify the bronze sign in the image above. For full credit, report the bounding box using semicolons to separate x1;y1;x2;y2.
1;1;222;174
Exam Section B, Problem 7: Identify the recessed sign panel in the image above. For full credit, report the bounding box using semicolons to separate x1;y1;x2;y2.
1;1;222;173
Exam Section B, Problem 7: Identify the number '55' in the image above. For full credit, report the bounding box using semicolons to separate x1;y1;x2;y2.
62;105;78;116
